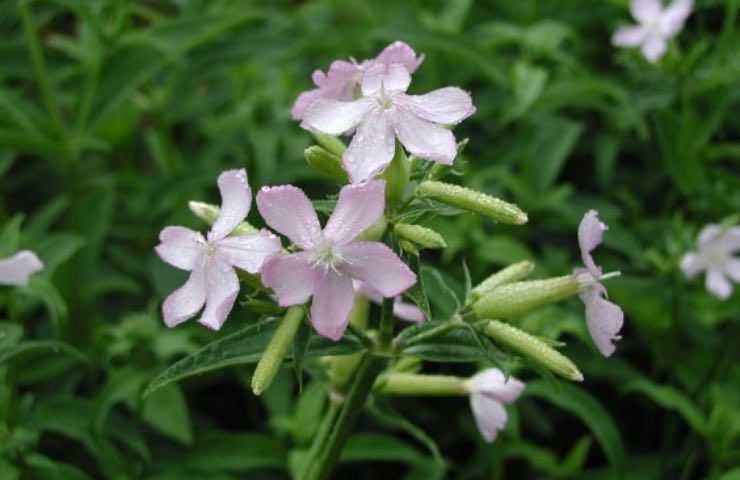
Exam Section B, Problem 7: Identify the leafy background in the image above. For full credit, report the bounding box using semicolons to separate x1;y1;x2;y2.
1;0;739;478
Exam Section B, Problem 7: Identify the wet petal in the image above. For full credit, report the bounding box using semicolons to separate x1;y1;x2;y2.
706;268;732;299
374;41;424;73
162;264;207;327
641;36;667;63
469;393;507;443
631;0;662;23
0;250;44;286
209;169;251;241
310;270;355;341
291;88;323;120
301;98;373;135
216;229;282;273
155;226;205;271
680;251;705;278
324;180;386;245
383;64;411;92
402;87;475;125
612;25;646;46
340;241;416;297
578;209;607;278
466;368;525;404
581;285;624;357
392;108;457;164
256;185;321;249
198;258;240;330
342;110;396;183
393;300;425;323
261;252;318;306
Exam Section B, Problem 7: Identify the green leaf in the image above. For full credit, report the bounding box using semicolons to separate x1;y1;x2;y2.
142;384;193;444
622;379;707;435
524;116;583;192
0;340;86;366
175;432;286;472
22;453;94;480
401;326;489;363
402;254;431;320
340;433;424;464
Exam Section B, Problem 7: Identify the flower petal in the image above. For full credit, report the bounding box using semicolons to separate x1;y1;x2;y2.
162;265;207;327
698;224;721;247
291;88;323;120
324;180;386;245
663;0;693;36
198;259;239;330
256;185;321;249
0;251;44;286
469;393;507;443
641;36;667;63
155;226;205;271
342;110;396;183
578;209;607;278
261;252;318;306
611;25;646;46
215;229;282;273
393;300;425;323
340;241;416;297
680;251;705;279
310;270;356;341
466;368;525;404
631;0;662;23
301;98;373;136
384;63;412;92
706;267;732;299
374;41;424;73
402;87;475;125
581;285;624;357
209;169;251;241
724;258;740;282
392;107;457;164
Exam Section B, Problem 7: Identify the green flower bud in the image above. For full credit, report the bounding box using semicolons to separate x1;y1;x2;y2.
312;132;347;157
398;239;419;255
416;181;528;225
472;275;580;319
471;260;535;300
375;373;468;396
252;307;304;395
483;320;583;382
394;223;447;250
188;201;257;235
304;146;348;183
381;142;410;210
391;356;422;373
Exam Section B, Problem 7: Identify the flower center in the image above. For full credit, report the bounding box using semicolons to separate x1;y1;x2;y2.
376;92;394;109
311;241;348;273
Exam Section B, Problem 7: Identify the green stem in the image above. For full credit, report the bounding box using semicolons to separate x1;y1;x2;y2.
379;297;395;349
303;354;386;480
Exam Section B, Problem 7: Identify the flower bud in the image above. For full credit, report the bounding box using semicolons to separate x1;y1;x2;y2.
394;223;447;250
472;275;580;319
471;260;535;300
482;320;583;382
188;201;257;235
381;142;410;210
251;307;304;395
304;146;348;183
416;181;528;225
312;132;347;157
375;373;468;396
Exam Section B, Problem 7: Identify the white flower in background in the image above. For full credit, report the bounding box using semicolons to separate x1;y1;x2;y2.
612;0;693;63
681;224;740;299
464;368;524;443
0;250;43;286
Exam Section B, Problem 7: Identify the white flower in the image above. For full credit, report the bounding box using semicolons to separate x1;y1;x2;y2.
0;250;43;286
681;224;740;299
612;0;693;63
464;368;524;443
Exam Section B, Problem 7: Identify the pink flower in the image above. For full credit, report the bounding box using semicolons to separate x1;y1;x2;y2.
291;41;424;120
301;62;475;183
574;210;624;357
612;0;693;63
155;169;282;330
681;224;740;299
464;368;524;443
0;250;43;286
355;280;425;323
257;180;417;340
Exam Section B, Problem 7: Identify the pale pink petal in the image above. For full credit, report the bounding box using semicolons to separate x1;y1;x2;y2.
215;229;282;273
310;270;356;341
256;185;321;249
374;41;424;73
612;25;647;46
209;169;251;242
578;210;607;278
301;98;373;135
722;227;740;251
581;285;624;357
470;393;507;443
198;258;239;330
162;264;207;327
467;369;525;404
393;301;425;323
392;108;457;164
724;258;740;282
155;226;205;271
291;88;323;120
361;63;385;96
340;241;416;297
680;252;705;278
342;110;396;183
706;268;732;299
641;36;667;63
0;251;44;286
383;64;411;92
663;0;693;36
355;280;383;303
631;0;662;23
261;252;318;306
698;224;721;247
401;87;475;125
324;180;386;245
